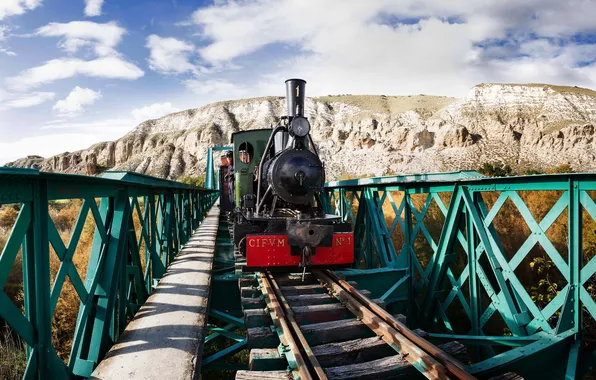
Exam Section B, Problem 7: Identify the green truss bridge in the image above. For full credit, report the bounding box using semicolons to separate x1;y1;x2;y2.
0;167;595;379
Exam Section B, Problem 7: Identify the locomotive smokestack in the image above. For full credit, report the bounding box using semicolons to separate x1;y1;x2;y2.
285;79;306;117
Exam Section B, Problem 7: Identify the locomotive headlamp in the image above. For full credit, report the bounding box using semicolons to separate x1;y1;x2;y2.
290;116;310;138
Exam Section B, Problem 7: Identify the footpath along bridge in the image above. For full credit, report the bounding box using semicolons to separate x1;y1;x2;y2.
1;167;595;379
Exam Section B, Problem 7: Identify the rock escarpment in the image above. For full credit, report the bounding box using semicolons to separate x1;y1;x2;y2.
8;84;596;179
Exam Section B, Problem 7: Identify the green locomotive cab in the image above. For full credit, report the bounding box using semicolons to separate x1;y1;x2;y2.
230;129;272;207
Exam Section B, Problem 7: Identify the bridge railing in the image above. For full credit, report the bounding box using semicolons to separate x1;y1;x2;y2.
324;170;596;376
0;168;218;378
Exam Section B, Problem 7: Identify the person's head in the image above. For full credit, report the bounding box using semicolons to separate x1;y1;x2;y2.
226;150;233;165
239;150;250;164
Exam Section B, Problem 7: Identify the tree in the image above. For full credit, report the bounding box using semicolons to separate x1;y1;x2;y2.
478;162;514;177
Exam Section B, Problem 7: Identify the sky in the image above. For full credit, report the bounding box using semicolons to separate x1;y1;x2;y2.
1;0;596;164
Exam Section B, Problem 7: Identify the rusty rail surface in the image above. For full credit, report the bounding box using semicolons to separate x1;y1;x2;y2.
258;272;314;380
316;269;476;380
268;273;328;379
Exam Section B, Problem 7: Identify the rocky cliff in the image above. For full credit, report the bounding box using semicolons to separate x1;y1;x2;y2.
8;84;596;179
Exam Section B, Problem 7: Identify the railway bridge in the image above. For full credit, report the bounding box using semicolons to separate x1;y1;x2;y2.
1;166;595;379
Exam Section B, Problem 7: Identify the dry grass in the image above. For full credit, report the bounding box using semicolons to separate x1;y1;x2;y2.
542;120;587;135
0;206;24;308
315;94;456;118
0;207;19;229
0;327;26;380
0;212;26;380
477;83;596;97
197;96;281;112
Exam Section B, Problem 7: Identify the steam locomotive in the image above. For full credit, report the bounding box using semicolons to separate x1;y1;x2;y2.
222;79;354;271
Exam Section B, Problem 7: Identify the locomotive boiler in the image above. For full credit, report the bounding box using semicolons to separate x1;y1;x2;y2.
225;79;354;271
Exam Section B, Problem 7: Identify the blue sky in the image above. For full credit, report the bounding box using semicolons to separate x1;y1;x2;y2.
1;0;596;164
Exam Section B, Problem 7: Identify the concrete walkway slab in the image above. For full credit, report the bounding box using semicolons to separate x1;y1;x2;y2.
91;202;220;380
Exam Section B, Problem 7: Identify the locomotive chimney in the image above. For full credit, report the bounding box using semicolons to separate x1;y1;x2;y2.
285;79;306;117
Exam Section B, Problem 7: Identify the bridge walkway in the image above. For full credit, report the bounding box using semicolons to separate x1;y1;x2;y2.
91;202;221;380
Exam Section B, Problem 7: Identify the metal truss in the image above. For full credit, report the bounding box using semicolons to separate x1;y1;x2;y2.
0;168;217;378
325;171;596;378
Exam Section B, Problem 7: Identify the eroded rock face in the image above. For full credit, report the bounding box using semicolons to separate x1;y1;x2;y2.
85;152;97;175
7;84;596;179
438;125;474;148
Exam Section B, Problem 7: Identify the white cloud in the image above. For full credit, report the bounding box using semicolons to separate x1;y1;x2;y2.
35;21;126;56
189;0;596;96
185;79;247;98
53;86;102;116
0;48;16;56
0;125;132;165
0;0;42;20
40;117;133;132
84;0;104;17
0;91;55;110
0;133;97;164
132;102;180;121
7;57;144;90
8;21;143;90
0;24;16;55
0;25;9;40
0;116;136;164
146;35;197;75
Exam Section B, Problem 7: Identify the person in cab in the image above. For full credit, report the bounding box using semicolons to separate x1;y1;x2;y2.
225;151;235;208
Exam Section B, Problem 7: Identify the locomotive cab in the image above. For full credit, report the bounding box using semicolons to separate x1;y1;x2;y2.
228;79;354;271
230;129;272;208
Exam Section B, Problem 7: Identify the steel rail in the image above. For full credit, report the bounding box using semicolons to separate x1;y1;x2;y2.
313;270;450;379
268;273;328;380
319;269;476;380
258;272;313;380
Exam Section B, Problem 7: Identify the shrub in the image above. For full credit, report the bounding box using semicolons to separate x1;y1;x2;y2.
524;169;544;175
478;162;514;177
178;174;206;188
51;200;83;231
0;207;19;229
546;164;574;174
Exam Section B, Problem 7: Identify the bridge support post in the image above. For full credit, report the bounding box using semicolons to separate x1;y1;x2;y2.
206;147;214;189
466;193;481;361
558;178;583;376
184;190;191;243
23;179;68;377
403;190;418;327
353;189;367;268
147;193;164;286
557;178;582;334
85;190;131;367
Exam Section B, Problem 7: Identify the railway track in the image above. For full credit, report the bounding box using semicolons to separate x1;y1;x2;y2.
237;269;476;380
